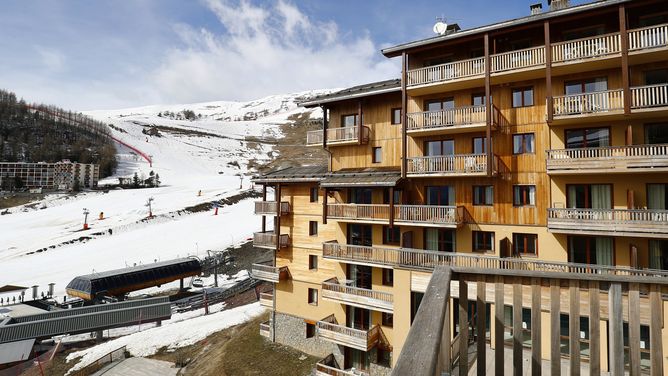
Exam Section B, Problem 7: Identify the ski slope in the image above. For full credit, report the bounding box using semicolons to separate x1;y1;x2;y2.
0;91;326;298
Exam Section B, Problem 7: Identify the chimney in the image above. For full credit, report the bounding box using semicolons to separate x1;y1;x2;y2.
48;283;55;298
32;285;38;300
530;3;543;15
548;0;571;11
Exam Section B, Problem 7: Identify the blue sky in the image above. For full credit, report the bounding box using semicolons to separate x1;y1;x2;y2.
0;0;589;110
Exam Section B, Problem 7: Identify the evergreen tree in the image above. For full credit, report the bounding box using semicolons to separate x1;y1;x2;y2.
132;172;140;188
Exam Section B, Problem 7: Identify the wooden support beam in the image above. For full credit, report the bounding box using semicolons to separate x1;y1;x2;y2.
550;280;561;376
609;282;624;375
275;183;282;252
569;280;581;376
322;188;328;224
459;278;469;376
619;5;631;115
401;52;408;178
531;278;542;376
544;21;553;123
476;276;486;376
495;277;504;376
262;184;267;232
650;285;664;376
389;187;395;228
513;279;522;376
484;33;492;177
589;281;601;376
443;293;452;374
357;100;363;145
322;105;328;149
629;282;641;376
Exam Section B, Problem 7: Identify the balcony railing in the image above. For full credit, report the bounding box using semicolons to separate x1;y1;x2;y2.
254;201;290;215
322;242;668;278
552;32;621;63
406;105;488;134
406;154;494;176
491;45;545;73
253;231;290;249
407;57;485;87
321;279;393;313
259;320;271;338
326;204;464;226
259;291;273;308
316;319;381;351
546;144;668;173
548;208;668;238
251;263;290;283
315;354;367;376
629;23;668;51
632;83;668;109
306;126;370;146
552;89;624;117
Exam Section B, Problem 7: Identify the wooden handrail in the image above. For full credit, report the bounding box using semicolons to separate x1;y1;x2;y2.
552;32;621;63
628;23;668;51
552;89;624;116
254;201;290;215
406;154;492;175
406;105;487;131
631;83;668;109
395;205;463;225
327;203;391;221
407;57;485;86
548;207;668;223
322;281;393;303
491;45;545;73
253;231;290;248
547;144;668;160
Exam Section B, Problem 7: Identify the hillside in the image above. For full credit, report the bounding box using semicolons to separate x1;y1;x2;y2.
0;89;117;177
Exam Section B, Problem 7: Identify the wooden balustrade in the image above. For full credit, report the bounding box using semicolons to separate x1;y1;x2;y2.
546;144;668;173
251;263;290;283
491;45;545;73
548;207;668;237
326;204;391;222
322;242;668;279
406;154;492;176
392;266;668;376
259;320;271;338
629;23;668;51
322;281;393;313
552;89;624;117
253;231;290;249
406;105;487;134
395;205;463;226
552;32;621;63
315;354;366;376
632;83;668;109
316;320;381;351
407;57;485;87
254;201;290;215
259;292;273;308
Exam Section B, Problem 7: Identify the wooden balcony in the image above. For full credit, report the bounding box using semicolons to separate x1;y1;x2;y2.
406;57;485;94
253;231;290;249
314;354;368;376
406;105;491;136
321;279;393;313
326;204;464;227
259;320;271;338
546;144;668;174
490;45;546;82
628;23;668;63
316;317;381;351
547;208;668;238
551;32;622;75
306;126;370;147
254;201;290;216
259;291;273;308
251;263;290;283
632;83;668;114
551;89;625;123
406;154;496;177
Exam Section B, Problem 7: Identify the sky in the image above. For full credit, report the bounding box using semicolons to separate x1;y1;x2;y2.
0;0;592;111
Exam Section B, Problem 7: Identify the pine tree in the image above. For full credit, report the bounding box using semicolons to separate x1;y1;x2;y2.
155;174;161;187
133;172;140;188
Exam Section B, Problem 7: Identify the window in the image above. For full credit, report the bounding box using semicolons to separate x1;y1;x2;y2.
349;188;372;204
382;269;394;286
644;69;668;85
383;226;400;245
372;147;382;163
472;137;487;154
568;236;613;266
341;114;359;127
308;288;318;305
426;186;454;205
377;348;392;367
473;231;494;253
472;93;486;106
565;127;610;149
513;185;536;207
309;221;318;236
473;185;494;206
513;233;537;256
306;323;316;338
512;87;534;108
424;139;454;156
645;123;668;145
425;98;454;112
512;133;535;154
425;228;455;252
565;77;608;95
648;184;668;210
567;184;612;209
382;312;394;327
383;188;401;204
391;108;402;124
309;187;318;203
649;240;668;270
309;255;318;270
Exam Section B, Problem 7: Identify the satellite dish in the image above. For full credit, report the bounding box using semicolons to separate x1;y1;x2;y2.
433;21;448;36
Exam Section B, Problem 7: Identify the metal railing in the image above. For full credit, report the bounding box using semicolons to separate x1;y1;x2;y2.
406;154;493;175
552;32;621;63
491;45;545;73
69;346;127;376
632;83;668;109
254;201;290;215
628;23;668;51
307;129;324;145
546;144;668;172
253;231;290;249
552;89;624;117
406;105;487;133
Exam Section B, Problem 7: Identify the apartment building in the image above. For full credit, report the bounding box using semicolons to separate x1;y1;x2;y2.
0;161;99;191
252;0;668;374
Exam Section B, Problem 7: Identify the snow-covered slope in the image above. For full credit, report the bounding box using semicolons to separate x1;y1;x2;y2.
0;90;328;298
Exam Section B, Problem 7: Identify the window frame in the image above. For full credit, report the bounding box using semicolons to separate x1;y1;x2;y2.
308;288;318;306
372;147;382;163
382;312;394;327
472;231;495;253
473;185;494;206
513;185;536;207
512;233;538;256
512;133;535;155
511;87;534;108
306;322;316;338
308;254;318;271
309;186;319;203
382;268;394;286
309;220;318;236
382;225;401;246
341;114;359;127
391;108;402;125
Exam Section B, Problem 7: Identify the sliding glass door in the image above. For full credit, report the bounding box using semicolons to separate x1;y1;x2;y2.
568;236;614;266
647;184;668;210
567;184;612;209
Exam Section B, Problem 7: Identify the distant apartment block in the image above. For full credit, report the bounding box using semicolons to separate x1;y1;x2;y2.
0;161;99;191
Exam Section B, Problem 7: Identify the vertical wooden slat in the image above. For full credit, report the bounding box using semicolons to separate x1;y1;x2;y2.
650;285;664;376
589;281;601;376
531;278;542;376
495;277;504;376
550;280;561;376
477;276;486;376
513;279;522;376
608;282;624;375
459;278;469;376
401;52;407;179
629;282;641;376
444;293;452;374
569;280;581;376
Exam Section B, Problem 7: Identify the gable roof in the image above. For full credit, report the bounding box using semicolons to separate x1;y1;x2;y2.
300;79;401;108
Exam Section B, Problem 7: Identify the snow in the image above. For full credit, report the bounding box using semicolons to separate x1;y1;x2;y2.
0;91;326;298
65;302;266;373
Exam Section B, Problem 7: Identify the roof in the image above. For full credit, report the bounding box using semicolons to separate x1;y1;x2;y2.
320;168;402;188
0;338;34;365
69;257;200;281
253;165;329;184
0;286;28;294
300;79;401;108
381;0;630;57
